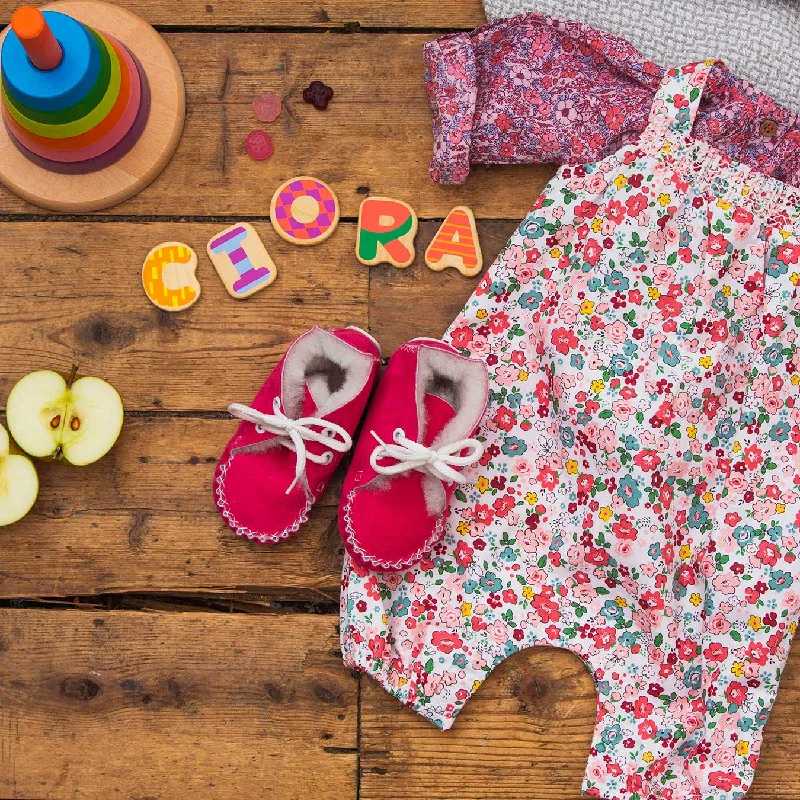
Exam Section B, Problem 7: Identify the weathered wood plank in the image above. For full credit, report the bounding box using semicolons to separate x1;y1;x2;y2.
0;220;528;412
360;648;594;800
0;609;357;799
0;34;555;218
359;645;800;799
368;219;519;353
0;221;368;412
0;0;487;28
0;219;519;600
749;647;800;799
0;417;344;597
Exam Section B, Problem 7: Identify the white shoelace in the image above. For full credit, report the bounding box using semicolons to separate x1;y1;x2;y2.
229;397;353;494
369;427;483;484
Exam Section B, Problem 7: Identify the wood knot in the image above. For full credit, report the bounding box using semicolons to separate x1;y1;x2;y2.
155;309;179;331
48;503;73;519
263;682;284;703
167;679;187;708
314;683;343;705
127;511;150;551
513;674;550;713
60;676;102;701
75;315;135;353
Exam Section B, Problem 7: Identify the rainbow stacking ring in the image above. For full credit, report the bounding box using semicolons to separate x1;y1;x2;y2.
2;27;112;125
3;30;121;138
3;32;142;162
1;11;99;110
0;6;147;168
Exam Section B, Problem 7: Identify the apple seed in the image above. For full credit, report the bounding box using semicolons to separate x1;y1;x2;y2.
50;415;61;429
70;417;81;432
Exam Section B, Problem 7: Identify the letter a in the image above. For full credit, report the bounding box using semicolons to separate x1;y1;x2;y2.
425;206;482;277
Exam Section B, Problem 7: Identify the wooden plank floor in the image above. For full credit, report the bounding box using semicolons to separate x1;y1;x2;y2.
0;2;798;798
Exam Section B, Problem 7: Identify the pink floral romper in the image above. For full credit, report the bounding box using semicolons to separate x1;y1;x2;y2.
342;62;800;800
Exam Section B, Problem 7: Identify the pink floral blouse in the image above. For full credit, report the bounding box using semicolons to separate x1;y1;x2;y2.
423;13;800;187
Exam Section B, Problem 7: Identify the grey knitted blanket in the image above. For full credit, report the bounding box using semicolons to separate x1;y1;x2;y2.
482;0;800;114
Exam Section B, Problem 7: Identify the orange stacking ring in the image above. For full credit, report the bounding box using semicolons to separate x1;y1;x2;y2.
4;33;136;153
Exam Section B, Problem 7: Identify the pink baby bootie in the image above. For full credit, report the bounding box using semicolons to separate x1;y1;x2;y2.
340;338;488;571
215;326;381;543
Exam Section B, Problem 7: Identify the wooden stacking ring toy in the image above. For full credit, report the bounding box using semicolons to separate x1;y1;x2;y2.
0;2;185;211
4;30;123;139
4;32;142;161
3;26;113;127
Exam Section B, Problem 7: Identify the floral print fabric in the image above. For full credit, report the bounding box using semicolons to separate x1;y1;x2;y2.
342;63;800;800
423;14;800;188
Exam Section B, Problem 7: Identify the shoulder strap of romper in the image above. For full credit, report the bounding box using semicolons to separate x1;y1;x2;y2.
645;61;718;141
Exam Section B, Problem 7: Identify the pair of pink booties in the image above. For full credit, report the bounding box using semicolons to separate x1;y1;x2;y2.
214;326;488;571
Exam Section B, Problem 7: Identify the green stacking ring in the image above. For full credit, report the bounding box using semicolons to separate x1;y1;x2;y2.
2;30;122;139
3;28;112;126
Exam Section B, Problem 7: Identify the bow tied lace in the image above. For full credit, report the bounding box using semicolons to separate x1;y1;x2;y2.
229;398;352;494
369;427;483;484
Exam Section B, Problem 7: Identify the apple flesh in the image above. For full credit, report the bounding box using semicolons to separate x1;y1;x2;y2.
7;370;124;466
0;423;39;526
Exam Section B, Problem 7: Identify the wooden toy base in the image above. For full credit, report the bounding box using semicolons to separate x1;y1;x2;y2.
0;0;185;212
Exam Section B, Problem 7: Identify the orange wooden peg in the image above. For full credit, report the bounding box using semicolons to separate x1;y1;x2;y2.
11;7;63;71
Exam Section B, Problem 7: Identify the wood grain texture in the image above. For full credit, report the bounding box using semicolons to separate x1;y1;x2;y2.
0;609;358;799
0;220;521;412
0;33;556;218
0;1;186;211
3;6;798;800
0;0;487;28
0;417;345;597
359;645;800;800
369;219;519;352
0;219;514;601
0;221;368;412
360;648;595;800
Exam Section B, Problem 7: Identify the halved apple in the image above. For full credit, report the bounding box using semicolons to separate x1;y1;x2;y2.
7;368;124;466
0;423;38;526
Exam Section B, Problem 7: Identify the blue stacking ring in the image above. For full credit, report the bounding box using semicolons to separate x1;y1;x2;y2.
1;11;101;112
